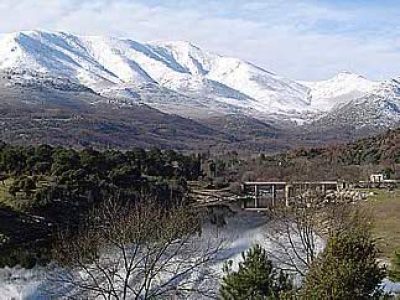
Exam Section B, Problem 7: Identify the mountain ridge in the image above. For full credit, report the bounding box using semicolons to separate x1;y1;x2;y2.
0;30;384;120
0;29;399;150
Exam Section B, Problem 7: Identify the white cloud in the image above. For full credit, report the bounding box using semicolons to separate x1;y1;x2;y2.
0;0;399;80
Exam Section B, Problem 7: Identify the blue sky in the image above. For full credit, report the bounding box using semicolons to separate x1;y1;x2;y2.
1;0;400;80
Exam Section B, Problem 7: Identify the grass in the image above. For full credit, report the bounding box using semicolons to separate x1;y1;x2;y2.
361;188;400;260
0;177;53;212
0;178;20;209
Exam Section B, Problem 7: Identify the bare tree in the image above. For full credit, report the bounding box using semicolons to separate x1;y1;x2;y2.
44;197;223;299
264;190;333;278
265;209;319;277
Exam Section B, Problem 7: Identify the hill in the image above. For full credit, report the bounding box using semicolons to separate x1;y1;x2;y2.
286;128;400;165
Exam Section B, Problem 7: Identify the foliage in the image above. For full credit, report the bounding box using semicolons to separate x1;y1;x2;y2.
301;210;386;299
220;244;292;300
283;128;400;166
0;143;203;267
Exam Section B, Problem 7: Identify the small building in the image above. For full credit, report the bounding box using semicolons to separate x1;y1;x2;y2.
370;174;385;183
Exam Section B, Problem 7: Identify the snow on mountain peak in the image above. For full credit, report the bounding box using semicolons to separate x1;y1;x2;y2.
0;30;394;122
300;71;378;111
335;70;365;78
0;30;314;116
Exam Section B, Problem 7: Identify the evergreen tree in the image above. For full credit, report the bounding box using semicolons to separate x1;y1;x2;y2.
220;244;292;300
301;214;386;299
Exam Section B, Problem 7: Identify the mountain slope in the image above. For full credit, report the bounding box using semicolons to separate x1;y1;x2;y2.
0;30;399;149
0;72;236;149
0;70;292;151
307;79;400;135
0;30;312;117
300;71;378;111
0;30;392;121
286;127;400;165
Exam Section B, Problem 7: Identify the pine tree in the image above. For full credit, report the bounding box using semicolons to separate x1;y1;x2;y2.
219;244;292;300
389;251;400;282
301;215;386;299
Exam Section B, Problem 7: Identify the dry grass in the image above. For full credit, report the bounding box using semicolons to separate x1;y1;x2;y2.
0;179;17;209
361;189;400;259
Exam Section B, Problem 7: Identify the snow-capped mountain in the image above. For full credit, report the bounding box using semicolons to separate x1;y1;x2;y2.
0;30;310;118
301;71;378;111
0;30;397;127
308;78;400;136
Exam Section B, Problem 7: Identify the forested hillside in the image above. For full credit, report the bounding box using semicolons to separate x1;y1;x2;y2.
285;128;400;165
203;128;400;184
0;143;202;267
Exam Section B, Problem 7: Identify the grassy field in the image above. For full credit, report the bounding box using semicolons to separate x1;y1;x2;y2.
361;189;400;260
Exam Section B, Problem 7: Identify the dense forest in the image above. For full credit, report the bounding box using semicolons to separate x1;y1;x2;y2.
0;143;202;267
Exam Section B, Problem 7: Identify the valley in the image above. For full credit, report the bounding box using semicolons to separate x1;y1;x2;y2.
0;29;399;299
0;30;398;153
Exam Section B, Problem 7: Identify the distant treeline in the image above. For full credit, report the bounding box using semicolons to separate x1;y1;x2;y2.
205;128;400;184
281;128;400;165
0;142;202;267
